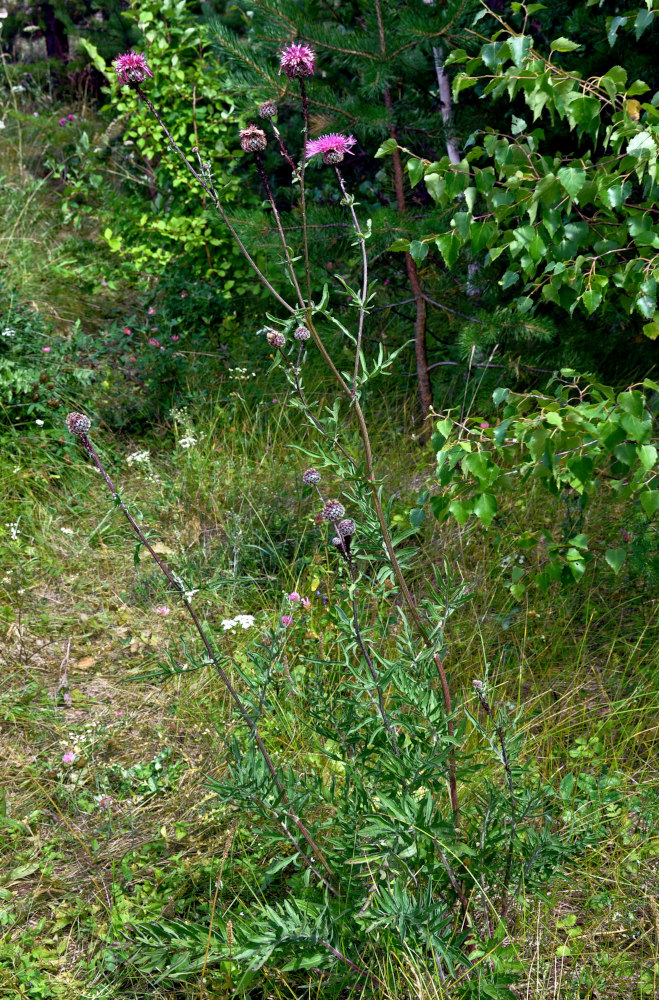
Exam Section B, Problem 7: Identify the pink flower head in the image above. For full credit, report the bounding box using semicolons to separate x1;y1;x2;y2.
58;117;67;126
98;795;112;808
306;133;356;166
147;306;156;315
61;751;75;764
281;614;293;627
479;421;490;429
171;334;180;342
123;326;132;335
288;591;301;602
301;597;311;609
67;113;74;121
148;337;161;348
155;605;170;616
42;346;51;353
279;41;315;79
114;51;153;87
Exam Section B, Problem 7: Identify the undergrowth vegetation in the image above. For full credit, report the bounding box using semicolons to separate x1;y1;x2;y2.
1;2;658;999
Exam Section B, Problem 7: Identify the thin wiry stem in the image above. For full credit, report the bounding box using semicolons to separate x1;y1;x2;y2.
76;431;336;892
133;84;295;315
298;79;313;304
335;166;368;394
254;152;305;308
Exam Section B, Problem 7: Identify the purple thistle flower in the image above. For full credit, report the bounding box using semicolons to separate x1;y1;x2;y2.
306;133;356;165
279;41;315;78
114;51;153;86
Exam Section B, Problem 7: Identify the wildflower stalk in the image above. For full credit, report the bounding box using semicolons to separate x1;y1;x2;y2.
71;425;336;892
474;683;516;917
334;166;368;393
298;78;313;304
254;151;305;308
133;85;295;316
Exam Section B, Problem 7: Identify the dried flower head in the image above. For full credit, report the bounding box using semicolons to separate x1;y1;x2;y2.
472;679;484;692
279;41;315;79
331;536;344;549
266;329;286;349
302;468;321;485
65;412;91;437
114;51;153;86
337;518;356;538
259;101;278;120
306;133;356;165
322;499;345;523
239;123;267;153
294;325;311;341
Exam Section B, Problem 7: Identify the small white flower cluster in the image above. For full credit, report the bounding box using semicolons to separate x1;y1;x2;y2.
228;367;257;381
221;614;256;631
126;450;150;465
5;522;20;541
179;435;197;449
1;328;15;337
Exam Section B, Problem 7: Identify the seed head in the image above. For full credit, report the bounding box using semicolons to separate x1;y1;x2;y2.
259;101;277;120
266;329;286;349
114;51;153;86
337;518;356;538
66;412;91;437
279;41;315;79
322;499;345;523
294;325;310;342
239;123;267;153
302;468;320;485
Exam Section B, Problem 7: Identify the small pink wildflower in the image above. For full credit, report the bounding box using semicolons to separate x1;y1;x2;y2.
171;334;180;342
61;751;75;764
180;291;187;298
306;133;356;165
123;326;132;335
114;51;153;86
147;306;156;315
155;605;170;615
98;795;112;808
279;41;315;78
479;421;490;429
148;337;161;348
288;591;301;602
281;615;293;627
42;346;51;353
67;113;74;121
301;597;311;609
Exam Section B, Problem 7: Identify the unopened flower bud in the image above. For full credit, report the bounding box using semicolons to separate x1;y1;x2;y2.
239;124;267;153
472;679;484;692
322;499;345;523
337;518;355;538
302;468;321;485
331;535;343;548
66;412;91;437
266;329;286;349
259;101;277;120
294;325;310;341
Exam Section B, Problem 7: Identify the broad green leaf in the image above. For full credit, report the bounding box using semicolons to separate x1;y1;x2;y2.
550;37;581;52
582;289;602;314
409;240;429;265
406;157;425;188
557;166;587;199
640;490;659;515
638;444;658;471
374;137;398;158
605;548;626;575
435;233;461;268
474;493;498;527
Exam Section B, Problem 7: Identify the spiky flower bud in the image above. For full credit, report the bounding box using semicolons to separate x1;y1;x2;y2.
331;536;344;549
302;468;320;485
337;518;356;538
266;329;286;349
259;101;277;120
239;124;267;153
294;325;311;342
322;499;345;523
66;412;91;437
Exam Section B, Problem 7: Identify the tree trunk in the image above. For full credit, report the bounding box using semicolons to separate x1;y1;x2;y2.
40;3;69;61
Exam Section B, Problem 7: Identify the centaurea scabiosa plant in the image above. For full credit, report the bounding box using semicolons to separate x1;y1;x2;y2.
68;44;586;993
